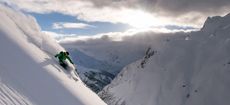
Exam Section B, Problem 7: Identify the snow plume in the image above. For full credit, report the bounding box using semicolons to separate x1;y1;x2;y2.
0;3;64;55
0;3;106;105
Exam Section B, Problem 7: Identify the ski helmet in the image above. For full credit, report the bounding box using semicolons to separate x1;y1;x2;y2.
66;51;69;55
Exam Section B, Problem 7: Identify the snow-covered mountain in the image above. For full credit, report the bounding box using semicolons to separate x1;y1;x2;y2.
99;13;230;105
0;4;106;105
66;49;116;92
75;65;115;93
61;37;148;92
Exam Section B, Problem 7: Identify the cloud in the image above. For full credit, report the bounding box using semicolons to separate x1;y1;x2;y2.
87;0;230;27
154;0;230;15
52;22;95;29
57;25;195;43
86;0;230;15
42;31;65;37
4;0;230;28
42;31;93;41
58;27;190;55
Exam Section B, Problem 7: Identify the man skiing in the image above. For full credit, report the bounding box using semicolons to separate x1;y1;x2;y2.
55;51;74;69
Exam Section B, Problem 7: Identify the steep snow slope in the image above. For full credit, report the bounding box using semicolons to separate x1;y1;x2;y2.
99;13;230;105
0;82;33;105
0;4;106;105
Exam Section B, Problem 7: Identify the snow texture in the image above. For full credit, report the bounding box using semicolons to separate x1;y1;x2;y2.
0;4;106;105
99;13;230;105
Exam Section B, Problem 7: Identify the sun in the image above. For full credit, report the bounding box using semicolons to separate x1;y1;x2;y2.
123;10;159;29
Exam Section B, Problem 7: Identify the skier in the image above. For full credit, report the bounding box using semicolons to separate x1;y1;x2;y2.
55;51;74;69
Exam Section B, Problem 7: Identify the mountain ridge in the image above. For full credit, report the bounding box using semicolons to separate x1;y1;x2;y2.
99;13;230;105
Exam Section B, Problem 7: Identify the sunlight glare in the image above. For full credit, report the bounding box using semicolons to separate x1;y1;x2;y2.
123;10;160;29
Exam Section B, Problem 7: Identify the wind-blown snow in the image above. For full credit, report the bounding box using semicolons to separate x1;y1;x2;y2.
99;13;230;105
0;4;106;105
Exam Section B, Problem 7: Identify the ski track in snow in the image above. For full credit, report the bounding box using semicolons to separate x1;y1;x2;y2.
0;82;33;105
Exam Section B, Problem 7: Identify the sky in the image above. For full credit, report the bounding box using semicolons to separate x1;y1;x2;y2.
1;0;230;37
31;12;131;36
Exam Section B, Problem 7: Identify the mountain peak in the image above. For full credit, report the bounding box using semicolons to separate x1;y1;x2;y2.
201;13;230;34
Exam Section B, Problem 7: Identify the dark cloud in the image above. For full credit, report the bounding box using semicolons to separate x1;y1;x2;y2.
156;0;230;15
86;0;230;16
6;0;229;28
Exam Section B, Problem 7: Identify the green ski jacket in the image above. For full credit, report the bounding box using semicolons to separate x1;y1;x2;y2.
55;51;74;64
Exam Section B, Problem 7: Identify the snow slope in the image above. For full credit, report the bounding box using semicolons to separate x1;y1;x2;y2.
99;13;230;105
0;4;106;105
